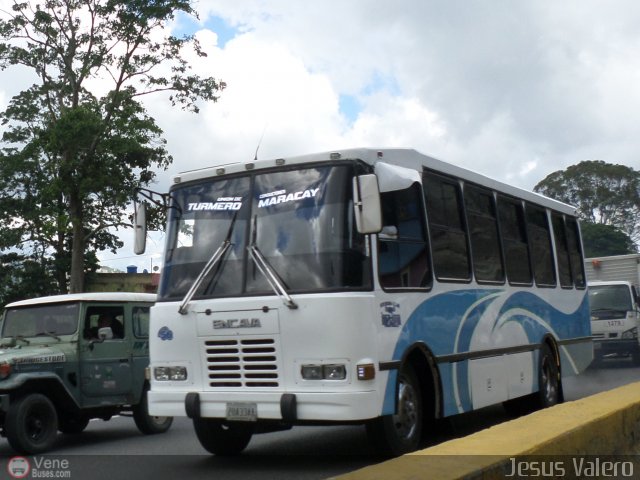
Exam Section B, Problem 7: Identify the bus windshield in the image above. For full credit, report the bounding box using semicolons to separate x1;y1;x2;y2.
158;164;371;301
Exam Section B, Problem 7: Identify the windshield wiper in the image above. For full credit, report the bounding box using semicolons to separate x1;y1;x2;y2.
35;331;61;341
178;210;239;315
248;216;298;310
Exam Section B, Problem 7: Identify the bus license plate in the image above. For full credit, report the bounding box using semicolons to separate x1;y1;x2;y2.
226;402;258;421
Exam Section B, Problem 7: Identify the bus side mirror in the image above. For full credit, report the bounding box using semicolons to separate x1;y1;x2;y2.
353;174;382;234
134;202;147;255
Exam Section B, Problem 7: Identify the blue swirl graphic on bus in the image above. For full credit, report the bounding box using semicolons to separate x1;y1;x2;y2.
382;289;589;417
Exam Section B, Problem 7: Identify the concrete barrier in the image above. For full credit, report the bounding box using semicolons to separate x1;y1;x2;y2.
333;382;640;479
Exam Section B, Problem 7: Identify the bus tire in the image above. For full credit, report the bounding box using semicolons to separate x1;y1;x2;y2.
193;418;254;456
536;343;561;409
133;388;173;434
366;364;422;456
5;393;59;454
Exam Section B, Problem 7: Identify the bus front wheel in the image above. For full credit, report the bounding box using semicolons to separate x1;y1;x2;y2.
193;418;254;456
366;364;422;456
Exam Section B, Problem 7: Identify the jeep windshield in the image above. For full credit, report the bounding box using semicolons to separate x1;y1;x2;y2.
158;164;371;301
2;303;79;338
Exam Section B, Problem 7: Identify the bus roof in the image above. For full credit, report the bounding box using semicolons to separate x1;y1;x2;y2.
6;292;156;308
172;147;577;216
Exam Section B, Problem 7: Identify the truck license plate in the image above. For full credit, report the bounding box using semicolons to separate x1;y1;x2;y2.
226;402;258;421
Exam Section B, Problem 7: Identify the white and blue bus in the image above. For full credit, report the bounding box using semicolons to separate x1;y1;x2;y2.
135;148;592;456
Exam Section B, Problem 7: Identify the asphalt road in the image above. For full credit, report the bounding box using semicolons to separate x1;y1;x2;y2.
1;357;638;480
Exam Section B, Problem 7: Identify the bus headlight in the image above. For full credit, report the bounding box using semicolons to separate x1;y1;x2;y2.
622;327;638;339
301;363;347;380
323;364;347;380
300;365;323;380
154;366;188;381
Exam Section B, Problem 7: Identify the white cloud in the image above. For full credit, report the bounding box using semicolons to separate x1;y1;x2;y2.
4;0;640;271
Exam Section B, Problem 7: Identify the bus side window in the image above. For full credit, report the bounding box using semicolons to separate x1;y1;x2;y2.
551;213;573;288
498;196;533;285
424;174;471;282
565;217;586;288
378;183;431;289
526;204;556;287
464;185;504;283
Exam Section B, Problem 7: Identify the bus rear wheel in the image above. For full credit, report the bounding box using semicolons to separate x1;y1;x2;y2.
193;418;254;456
536;343;561;409
366;364;422;456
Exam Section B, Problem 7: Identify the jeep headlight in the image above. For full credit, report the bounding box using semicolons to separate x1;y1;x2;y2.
154;366;188;381
622;327;638;339
0;362;11;380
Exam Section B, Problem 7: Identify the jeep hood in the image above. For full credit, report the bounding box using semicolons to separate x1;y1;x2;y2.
0;346;66;365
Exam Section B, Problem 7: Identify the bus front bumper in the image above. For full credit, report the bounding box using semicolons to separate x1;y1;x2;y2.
147;390;381;423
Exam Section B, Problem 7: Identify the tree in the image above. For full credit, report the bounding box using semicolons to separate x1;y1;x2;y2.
580;222;636;258
0;252;58;308
0;0;223;293
534;160;640;245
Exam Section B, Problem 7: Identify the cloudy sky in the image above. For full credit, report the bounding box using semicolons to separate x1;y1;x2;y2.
3;1;640;272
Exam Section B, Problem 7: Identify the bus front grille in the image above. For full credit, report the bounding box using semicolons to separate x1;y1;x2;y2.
203;338;280;388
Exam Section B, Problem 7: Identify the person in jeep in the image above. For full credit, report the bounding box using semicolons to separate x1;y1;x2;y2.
87;313;124;340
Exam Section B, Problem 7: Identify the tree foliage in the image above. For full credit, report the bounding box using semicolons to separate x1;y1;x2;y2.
0;0;223;293
534;160;640;245
580;222;636;258
0;253;58;308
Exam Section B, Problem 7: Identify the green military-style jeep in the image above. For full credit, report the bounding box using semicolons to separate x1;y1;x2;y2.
0;292;172;454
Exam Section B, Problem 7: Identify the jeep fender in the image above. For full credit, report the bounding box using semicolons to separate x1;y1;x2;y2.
0;372;79;413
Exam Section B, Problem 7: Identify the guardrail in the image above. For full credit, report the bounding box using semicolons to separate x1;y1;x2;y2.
333;382;640;480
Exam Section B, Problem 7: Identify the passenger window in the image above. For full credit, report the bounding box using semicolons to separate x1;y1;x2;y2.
526;204;556;287
552;213;573;288
378;183;431;289
133;306;150;338
464;185;504;283
84;306;125;340
566;217;586;288
424;173;470;281
498;196;532;285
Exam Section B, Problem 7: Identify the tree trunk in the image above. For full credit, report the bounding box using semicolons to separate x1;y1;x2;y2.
68;194;85;293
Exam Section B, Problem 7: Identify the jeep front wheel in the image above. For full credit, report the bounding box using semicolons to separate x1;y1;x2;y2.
5;393;59;454
59;416;90;434
133;388;173;434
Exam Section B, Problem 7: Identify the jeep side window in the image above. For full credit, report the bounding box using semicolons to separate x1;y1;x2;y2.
132;306;150;338
84;307;125;340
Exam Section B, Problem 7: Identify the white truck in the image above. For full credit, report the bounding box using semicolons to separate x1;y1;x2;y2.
585;254;640;364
